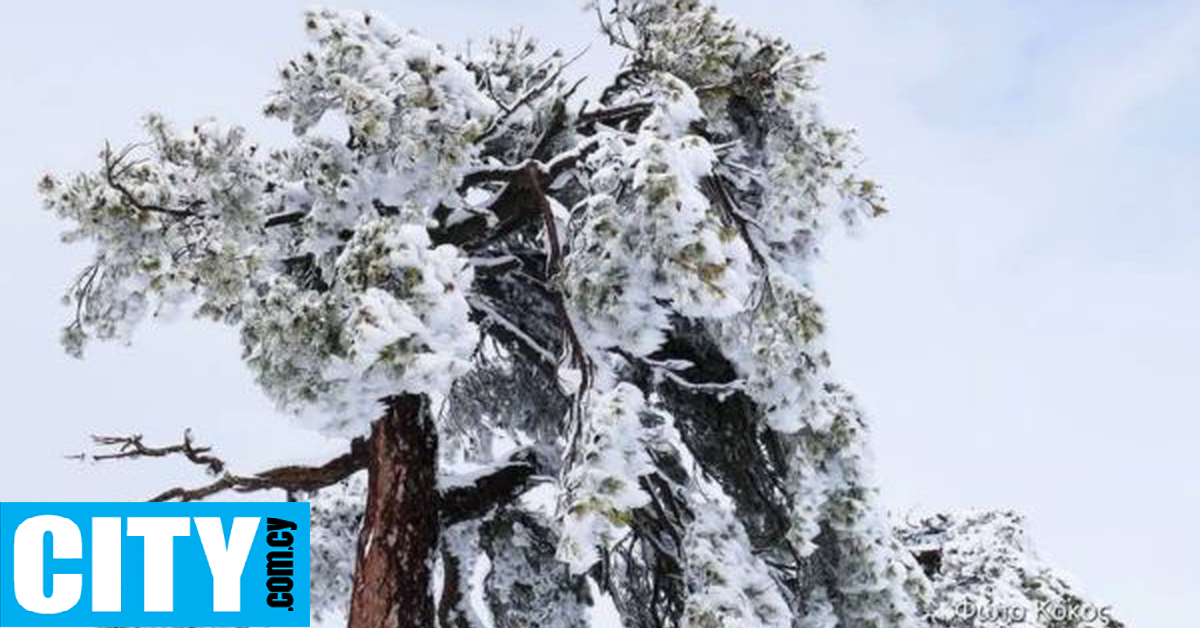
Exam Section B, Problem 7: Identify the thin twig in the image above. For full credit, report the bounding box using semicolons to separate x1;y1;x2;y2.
102;143;193;219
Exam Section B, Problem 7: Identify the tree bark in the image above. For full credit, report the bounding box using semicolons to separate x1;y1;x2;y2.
348;395;439;628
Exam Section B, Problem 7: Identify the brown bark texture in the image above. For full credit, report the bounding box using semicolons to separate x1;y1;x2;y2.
348;395;439;628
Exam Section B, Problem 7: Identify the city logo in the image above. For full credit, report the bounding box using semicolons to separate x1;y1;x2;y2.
0;502;309;627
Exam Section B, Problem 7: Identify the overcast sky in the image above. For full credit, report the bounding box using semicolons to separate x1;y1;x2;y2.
1;2;1196;626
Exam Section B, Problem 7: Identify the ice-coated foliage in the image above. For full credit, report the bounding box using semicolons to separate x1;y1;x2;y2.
479;509;591;628
776;387;929;626
682;502;793;628
897;512;1124;628
440;520;490;628
797;588;839;628
564;73;755;356
43;10;489;435
714;280;831;434
265;9;496;213
309;472;366;621
242;219;478;433
556;382;655;573
572;2;927;626
41;2;1117;627
605;0;884;247
41;117;264;356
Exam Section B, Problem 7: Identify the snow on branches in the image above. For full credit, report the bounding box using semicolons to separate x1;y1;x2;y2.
564;73;755;357
41;117;264;356
38;2;1117;627
239;219;478;433
682;499;794;628
266;8;496;207
44;10;491;436
897;512;1124;628
557;382;655;574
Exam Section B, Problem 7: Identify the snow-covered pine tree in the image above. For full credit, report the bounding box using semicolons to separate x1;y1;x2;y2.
897;512;1125;628
40;2;1121;627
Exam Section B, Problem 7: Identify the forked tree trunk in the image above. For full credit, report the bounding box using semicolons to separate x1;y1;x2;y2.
348;394;439;628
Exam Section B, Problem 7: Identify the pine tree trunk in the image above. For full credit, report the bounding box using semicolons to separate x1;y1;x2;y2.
348;394;438;628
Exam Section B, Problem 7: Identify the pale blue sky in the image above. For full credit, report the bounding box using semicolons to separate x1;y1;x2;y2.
1;2;1196;626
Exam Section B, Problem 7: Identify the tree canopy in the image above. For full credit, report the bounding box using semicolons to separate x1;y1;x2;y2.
41;2;1123;627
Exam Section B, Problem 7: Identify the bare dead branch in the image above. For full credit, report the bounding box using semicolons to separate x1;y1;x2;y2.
74;429;544;523
75;430;369;502
88;429;225;475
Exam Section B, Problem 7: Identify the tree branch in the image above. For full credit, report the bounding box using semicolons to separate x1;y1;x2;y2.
86;430;225;474
102;142;195;220
263;210;306;228
74;430;369;502
703;175;768;270
440;449;546;526
577;102;652;128
74;430;545;522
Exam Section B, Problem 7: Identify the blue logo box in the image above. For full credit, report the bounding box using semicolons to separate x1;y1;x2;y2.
0;502;309;627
